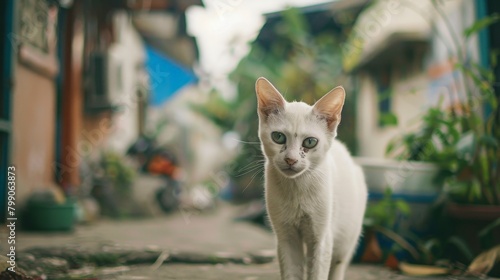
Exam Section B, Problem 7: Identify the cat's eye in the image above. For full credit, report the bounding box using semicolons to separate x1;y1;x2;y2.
271;132;286;144
302;137;318;149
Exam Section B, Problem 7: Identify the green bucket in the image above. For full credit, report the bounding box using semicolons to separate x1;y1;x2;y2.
24;200;76;231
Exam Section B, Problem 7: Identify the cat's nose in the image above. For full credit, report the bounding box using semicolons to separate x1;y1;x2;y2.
284;157;298;166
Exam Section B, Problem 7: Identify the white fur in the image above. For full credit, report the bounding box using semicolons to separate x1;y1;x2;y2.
256;78;367;280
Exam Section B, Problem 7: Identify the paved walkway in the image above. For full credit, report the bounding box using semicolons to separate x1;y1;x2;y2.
6;203;497;279
99;263;411;280
15;203;274;255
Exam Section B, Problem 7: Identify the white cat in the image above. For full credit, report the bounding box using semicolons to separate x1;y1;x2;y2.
255;77;367;280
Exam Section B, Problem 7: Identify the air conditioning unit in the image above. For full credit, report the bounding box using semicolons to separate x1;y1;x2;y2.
85;50;124;112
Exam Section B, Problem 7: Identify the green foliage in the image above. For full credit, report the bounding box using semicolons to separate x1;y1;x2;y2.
464;13;500;38
364;188;410;229
386;105;463;185
189;89;243;131
479;218;500;250
363;189;425;263
444;16;500;205
386;8;500;205
231;8;345;105
417;219;500;265
193;7;355;191
446;236;475;262
364;3;500;268
100;151;136;195
379;112;398;127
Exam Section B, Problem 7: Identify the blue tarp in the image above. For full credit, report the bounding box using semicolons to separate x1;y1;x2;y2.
145;45;197;106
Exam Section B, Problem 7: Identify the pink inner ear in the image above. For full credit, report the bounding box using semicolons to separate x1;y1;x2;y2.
259;102;283;117
313;86;345;130
315;110;340;130
256;78;285;117
257;94;285;117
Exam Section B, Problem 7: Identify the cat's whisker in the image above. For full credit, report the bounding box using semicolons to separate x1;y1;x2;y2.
242;169;264;193
234;139;261;145
235;163;264;178
237;159;265;171
229;138;262;145
258;173;265;182
236;159;265;173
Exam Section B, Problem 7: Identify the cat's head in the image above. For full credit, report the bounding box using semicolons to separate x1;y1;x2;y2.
255;77;345;179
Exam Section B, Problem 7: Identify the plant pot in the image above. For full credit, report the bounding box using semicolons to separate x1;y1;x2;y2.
356;157;442;235
447;203;500;221
355;157;440;195
446;203;500;255
24;200;76;231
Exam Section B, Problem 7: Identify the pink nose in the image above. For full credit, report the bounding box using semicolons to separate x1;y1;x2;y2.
285;158;298;166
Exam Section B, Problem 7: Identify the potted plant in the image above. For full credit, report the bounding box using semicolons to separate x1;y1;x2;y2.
354;102;456;236
386;3;500;255
429;10;499;255
23;189;76;231
359;188;414;266
91;150;137;218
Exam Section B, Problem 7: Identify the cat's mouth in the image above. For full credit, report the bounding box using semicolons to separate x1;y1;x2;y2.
280;166;303;177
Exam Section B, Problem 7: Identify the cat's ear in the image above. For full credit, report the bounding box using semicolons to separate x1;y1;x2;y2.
313;86;345;131
255;77;286;118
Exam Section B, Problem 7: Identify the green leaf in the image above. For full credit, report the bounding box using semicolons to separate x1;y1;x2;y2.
379;112;398;126
384;187;393;197
479;218;500;238
479;218;500;248
447;236;475;262
479;135;499;148
464;14;500;39
385;140;396;155
455;131;475;157
423;238;442;254
395;200;411;216
491;49;500;68
470;179;482;201
363;217;376;227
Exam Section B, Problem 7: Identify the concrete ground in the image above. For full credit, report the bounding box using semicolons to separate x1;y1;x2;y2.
15;203;274;255
99;263;408;280
8;203;497;280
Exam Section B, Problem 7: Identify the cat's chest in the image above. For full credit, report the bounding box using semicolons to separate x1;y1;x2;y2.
268;184;329;226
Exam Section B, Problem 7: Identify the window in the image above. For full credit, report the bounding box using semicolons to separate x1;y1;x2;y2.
375;65;397;127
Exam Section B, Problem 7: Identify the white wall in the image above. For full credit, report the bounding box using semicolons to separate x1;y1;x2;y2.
355;0;480;158
105;11;146;153
356;72;427;158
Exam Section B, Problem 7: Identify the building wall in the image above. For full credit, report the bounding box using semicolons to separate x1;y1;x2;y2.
356;72;427;158
78;11;146;156
12;64;57;202
63;8;146;186
355;0;479;159
11;2;147;203
102;11;146;153
11;1;60;203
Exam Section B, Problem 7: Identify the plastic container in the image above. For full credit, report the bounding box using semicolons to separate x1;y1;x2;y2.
24;200;76;231
354;157;440;195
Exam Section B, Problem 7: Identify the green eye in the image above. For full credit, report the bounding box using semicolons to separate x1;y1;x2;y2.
302;137;318;149
271;132;286;144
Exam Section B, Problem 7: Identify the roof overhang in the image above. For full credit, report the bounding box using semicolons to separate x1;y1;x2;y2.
347;31;429;73
343;0;432;73
127;0;203;11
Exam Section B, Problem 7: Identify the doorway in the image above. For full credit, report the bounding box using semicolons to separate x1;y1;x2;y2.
0;0;14;222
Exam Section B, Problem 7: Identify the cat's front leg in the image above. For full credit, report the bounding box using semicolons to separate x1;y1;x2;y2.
276;227;305;280
306;234;333;280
